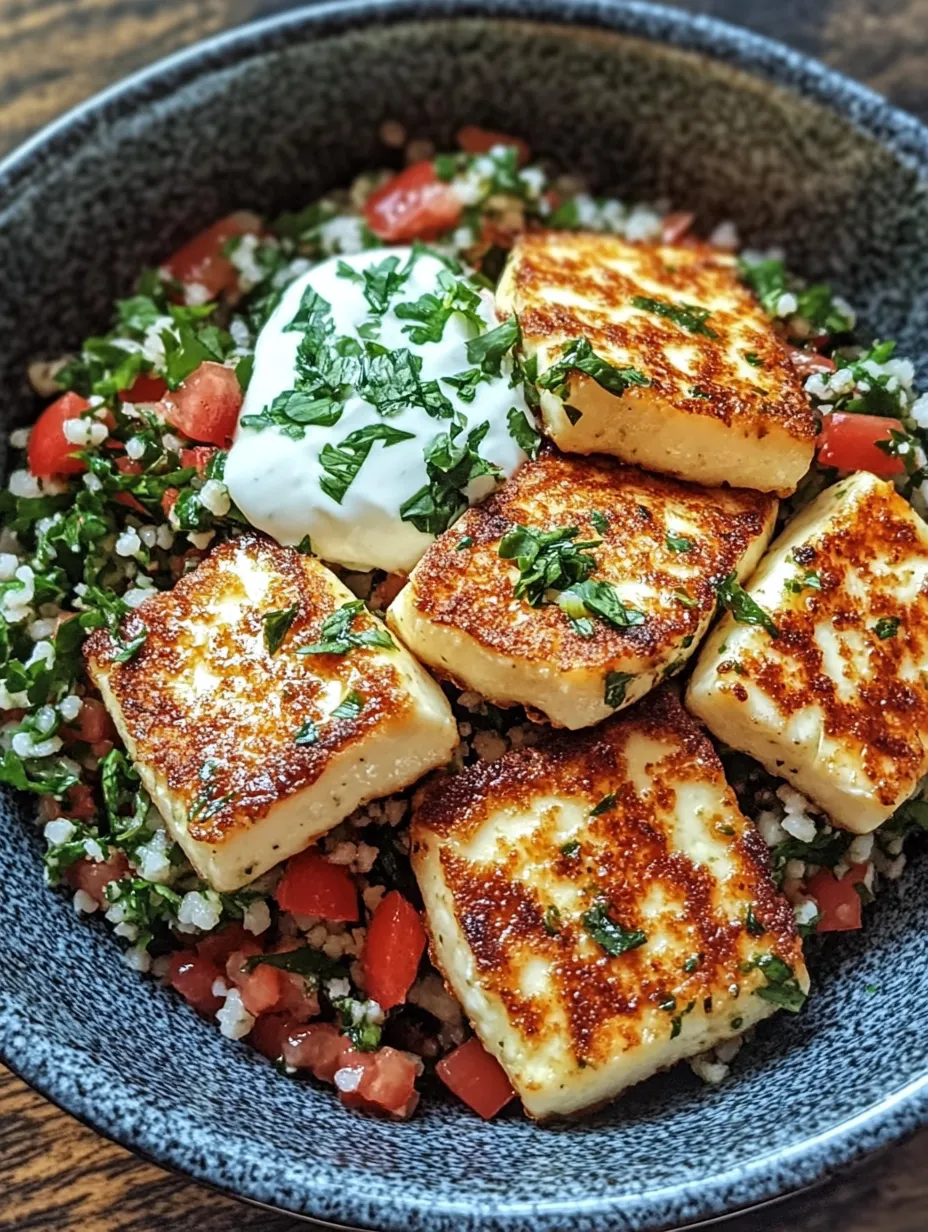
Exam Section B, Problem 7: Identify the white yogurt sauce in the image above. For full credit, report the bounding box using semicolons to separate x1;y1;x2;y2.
225;247;532;573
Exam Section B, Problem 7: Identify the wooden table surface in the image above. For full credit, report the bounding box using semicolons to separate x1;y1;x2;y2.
2;1;928;1229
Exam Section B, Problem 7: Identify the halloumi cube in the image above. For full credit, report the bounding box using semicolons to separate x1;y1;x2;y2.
687;471;928;832
497;231;816;496
85;532;457;891
388;449;776;729
411;687;808;1119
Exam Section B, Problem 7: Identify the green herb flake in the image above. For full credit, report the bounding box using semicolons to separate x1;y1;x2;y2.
745;905;766;936
506;406;542;459
455;535;474;551
319;424;415;504
716;572;779;637
332;690;365;721
560;840;581;858
744;352;764;368
666;533;694;553
543;904;562;936
590;510;609;534
263;604;299;656
499;523;599;607
537;337;650;402
752;953;807;1013
604;670;634;709
299;600;394;656
294;718;319;746
631;295;719;339
683;954;702;974
582;902;647;957
873;616;901;640
589;792;617;817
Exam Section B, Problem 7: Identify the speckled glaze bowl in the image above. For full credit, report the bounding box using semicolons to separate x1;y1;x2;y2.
1;2;928;1229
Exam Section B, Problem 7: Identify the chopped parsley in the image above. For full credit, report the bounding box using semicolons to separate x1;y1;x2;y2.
873;616;901;640
744;352;764;367
395;269;483;343
604;670;634;709
331;690;365;721
716;572;779;637
751;953;807;1013
400;419;501;535
537;337;650;401
498;523;599;607
506;407;542;458
338;254;414;318
582;902;647;957
590;510;609;534
188;759;234;825
673;588;699;610
683;954;702;974
557;580;646;632
319;423;415;504
560;840;581;858
589;792;617;817
455;535;474;551
244;946;346;984
666;533;694;553
465;315;521;377
298;600;394;656
784;569;821;595
294;718;319;746
745;905;766;936
631;295;718;339
543;904;562;936
263;604;299;655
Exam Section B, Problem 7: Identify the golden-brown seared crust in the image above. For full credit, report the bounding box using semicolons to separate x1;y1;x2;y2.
734;480;928;808
507;231;815;442
412;689;803;1071
408;449;776;672
85;532;412;844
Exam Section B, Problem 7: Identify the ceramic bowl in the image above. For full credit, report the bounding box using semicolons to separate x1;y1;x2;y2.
1;3;927;1229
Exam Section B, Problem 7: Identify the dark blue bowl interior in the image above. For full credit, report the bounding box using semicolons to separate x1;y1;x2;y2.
1;5;928;1230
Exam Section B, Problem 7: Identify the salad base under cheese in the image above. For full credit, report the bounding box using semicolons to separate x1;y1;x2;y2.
5;124;927;1122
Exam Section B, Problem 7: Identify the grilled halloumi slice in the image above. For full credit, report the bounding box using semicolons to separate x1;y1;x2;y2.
388;449;776;729
85;532;457;891
411;688;808;1119
497;231;815;496
687;471;928;832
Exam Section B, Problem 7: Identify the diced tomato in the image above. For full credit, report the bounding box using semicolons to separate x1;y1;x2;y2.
361;891;426;1010
161;487;179;517
282;1021;348;1080
162;361;242;448
661;211;696;246
227;946;284;1016
61;783;96;821
364;162;461;243
115;457;142;476
122;373;168;403
806;863;869;933
275;849;358;921
789;347;836;378
196;922;249;967
338;1046;421;1119
163;211;262;299
167;951;224;1015
370;572;407;610
817;412;906;476
265;938;321;1022
456;125;531;166
76;698;114;744
250;1013;294;1061
436;1037;516;1119
27;392;92;478
180;445;217;475
65;851;130;907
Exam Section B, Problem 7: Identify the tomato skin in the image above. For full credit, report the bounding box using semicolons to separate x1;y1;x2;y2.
806;863;868;932
27;392;92;478
122;373;168;403
282;1021;348;1079
196;923;249;967
456;125;530;165
275;849;358;921
164;211;261;299
789;347;835;378
250;1013;294;1061
361;891;426;1010
338;1046;420;1119
61;783;96;821
364;162;461;243
66;851;130;907
227;946;284;1015
167;951;224;1015
162;361;243;448
817;413;906;476
180;446;217;475
661;211;695;246
436;1037;516;1119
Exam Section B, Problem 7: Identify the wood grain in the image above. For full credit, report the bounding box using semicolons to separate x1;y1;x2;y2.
1;0;928;1229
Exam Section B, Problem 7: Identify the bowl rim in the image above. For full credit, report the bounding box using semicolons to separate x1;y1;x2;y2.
2;2;928;1229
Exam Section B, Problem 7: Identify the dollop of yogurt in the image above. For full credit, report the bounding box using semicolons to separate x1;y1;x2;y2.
225;246;533;573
